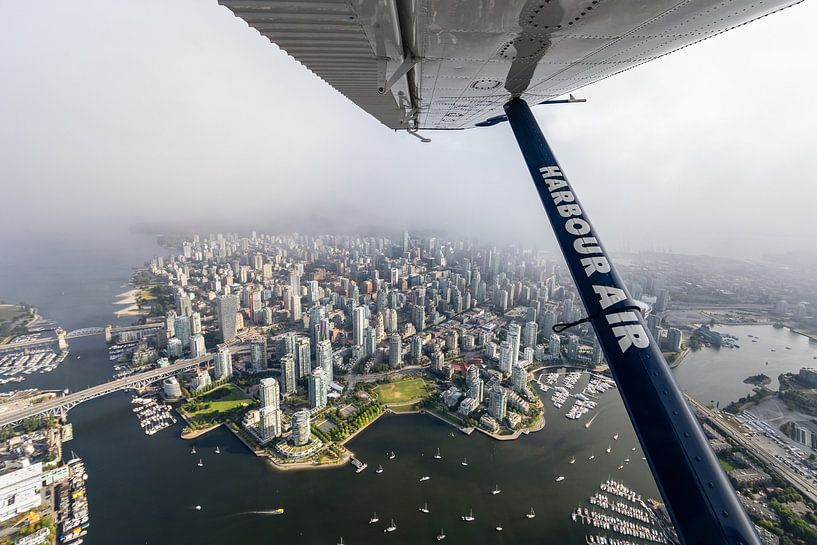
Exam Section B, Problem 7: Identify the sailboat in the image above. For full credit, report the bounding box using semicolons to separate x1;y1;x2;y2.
526;507;536;519
419;503;429;514
496;524;503;531
215;446;221;454
461;457;468;467
606;444;611;454
588;452;595;460
376;464;383;474
491;484;501;495
419;475;431;482
436;529;446;541
369;512;379;524
197;459;204;467
388;451;396;459
461;509;475;522
617;464;625;470
191;446;197;454
384;519;397;532
434;448;442;459
613;433;619;440
569;456;576;464
337;538;344;545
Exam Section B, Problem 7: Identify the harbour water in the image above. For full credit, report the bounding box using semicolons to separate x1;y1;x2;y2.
1;230;812;544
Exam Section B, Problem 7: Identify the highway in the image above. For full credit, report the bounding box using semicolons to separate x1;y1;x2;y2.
0;355;211;428
685;394;817;503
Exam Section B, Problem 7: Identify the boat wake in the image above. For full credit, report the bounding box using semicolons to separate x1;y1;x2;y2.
237;510;285;516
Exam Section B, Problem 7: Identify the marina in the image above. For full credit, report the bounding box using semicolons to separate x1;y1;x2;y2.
57;457;90;544
131;395;176;435
572;481;668;544
0;346;69;382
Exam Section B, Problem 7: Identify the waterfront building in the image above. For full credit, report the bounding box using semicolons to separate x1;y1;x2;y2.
308;367;328;410
458;397;479;416
353;306;366;346
174;315;192;348
162;376;182;398
167;337;183;359
190;333;206;358
250;338;268;372
260;406;282;442
217;294;240;342
388;334;402;368
489;386;508;421
291;410;311;446
666;328;683;352
215;346;232;380
280;353;297;395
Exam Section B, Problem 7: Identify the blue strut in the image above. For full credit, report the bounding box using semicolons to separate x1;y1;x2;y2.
503;98;760;545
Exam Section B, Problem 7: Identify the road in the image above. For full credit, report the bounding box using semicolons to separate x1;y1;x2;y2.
685;394;817;503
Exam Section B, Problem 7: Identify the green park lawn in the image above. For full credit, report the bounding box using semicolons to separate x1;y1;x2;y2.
374;378;429;404
183;384;251;426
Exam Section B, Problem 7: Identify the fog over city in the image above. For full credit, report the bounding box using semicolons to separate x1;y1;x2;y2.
1;1;815;258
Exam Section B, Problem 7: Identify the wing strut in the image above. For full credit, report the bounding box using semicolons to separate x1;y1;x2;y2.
503;98;760;545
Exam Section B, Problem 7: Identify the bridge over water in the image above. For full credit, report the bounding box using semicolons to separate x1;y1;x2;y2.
0;356;209;428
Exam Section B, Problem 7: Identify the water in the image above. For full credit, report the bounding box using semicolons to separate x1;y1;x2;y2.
672;324;817;405
3;230;804;544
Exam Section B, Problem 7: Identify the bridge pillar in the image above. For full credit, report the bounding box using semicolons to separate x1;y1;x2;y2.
56;328;69;351
104;324;112;343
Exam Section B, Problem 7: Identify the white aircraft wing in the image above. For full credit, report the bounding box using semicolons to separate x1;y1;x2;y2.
217;0;802;130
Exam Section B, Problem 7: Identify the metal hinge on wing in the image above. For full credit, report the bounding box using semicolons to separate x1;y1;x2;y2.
378;54;419;95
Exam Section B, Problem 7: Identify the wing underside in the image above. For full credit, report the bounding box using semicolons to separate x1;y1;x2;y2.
218;0;803;130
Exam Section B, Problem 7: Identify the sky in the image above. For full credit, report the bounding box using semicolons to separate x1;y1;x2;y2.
0;0;815;259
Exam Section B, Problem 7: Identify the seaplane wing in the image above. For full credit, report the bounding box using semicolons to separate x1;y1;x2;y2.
217;0;802;131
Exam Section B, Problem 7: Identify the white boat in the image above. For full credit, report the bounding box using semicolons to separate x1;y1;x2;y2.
613;433;619;440
569;457;575;464
491;485;501;495
606;445;611;454
419;503;429;514
556;476;565;482
617;464;624;470
384;519;397;532
369;513;379;524
496;525;503;531
631;447;636;451
434;448;442;459
191;446;196;454
461;457;468;467
215;446;221;454
376;465;383;474
195;505;202;511
588;453;595;460
419;476;431;482
197;459;204;467
526;508;536;519
461;509;475;522
437;529;446;541
624;458;630;463
337;538;344;545
388;451;396;459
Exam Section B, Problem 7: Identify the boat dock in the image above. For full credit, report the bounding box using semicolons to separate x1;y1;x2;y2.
350;457;367;473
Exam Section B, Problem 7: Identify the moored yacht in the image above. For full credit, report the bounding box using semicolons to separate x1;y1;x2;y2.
215;446;221;454
434;448;442;459
461;509;475;522
197;459;204;467
461;457;468;467
419;503;429;514
569;456;575;464
419;475;431;482
388;451;396;459
491;484;501;495
436;529;446;541
376;464;383;474
369;512;379;524
556;476;565;482
384;519;397;532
